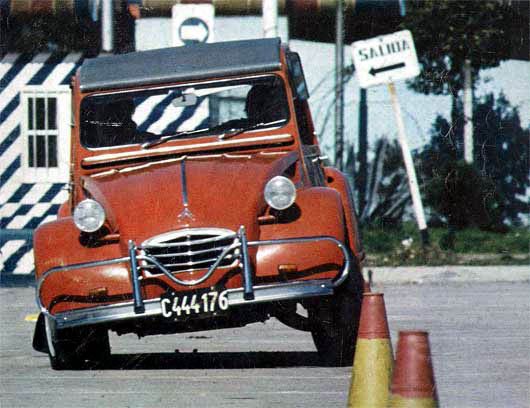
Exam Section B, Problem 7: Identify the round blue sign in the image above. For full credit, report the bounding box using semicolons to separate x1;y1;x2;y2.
179;17;210;45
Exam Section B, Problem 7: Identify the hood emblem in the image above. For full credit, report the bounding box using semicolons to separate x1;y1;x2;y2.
177;159;196;222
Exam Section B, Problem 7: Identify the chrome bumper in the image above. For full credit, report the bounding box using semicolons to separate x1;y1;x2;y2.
51;279;335;329
36;226;352;330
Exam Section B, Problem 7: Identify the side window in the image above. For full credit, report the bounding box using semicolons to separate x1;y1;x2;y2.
286;52;313;145
286;52;309;101
21;86;71;182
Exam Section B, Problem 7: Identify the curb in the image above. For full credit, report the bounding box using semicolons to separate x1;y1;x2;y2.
364;265;530;284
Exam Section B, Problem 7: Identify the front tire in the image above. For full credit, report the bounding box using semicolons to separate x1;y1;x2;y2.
47;320;110;370
310;267;363;366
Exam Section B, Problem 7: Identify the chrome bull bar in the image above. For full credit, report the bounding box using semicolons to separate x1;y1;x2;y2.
36;226;352;326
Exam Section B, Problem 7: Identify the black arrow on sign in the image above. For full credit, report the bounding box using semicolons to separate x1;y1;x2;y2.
369;62;406;76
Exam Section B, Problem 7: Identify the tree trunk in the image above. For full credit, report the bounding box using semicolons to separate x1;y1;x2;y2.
450;93;461;157
463;59;474;164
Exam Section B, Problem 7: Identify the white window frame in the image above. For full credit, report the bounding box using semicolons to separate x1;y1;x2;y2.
21;85;71;183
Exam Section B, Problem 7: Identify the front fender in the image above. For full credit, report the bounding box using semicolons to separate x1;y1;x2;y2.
256;187;347;280
324;167;364;261
33;218;131;313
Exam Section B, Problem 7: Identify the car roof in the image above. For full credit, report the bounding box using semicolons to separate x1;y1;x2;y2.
79;38;282;92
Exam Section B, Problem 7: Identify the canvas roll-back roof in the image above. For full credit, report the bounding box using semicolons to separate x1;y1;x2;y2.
79;38;282;92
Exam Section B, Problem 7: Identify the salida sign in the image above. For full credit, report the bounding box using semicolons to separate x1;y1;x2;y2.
352;30;420;88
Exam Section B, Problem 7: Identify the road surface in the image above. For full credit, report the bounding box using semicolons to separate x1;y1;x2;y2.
1;281;528;407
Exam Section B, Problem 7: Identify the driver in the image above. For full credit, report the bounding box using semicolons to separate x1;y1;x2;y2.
98;99;152;146
245;83;288;124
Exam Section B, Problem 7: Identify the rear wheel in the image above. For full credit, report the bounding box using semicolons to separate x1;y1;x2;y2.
310;267;363;366
47;319;110;370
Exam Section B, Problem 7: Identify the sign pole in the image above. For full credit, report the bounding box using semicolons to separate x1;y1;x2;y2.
387;82;429;246
334;0;344;171
352;30;427;244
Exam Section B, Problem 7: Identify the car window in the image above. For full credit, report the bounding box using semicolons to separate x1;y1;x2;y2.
80;76;289;149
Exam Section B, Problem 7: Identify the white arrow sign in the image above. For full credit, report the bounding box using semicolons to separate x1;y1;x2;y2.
172;4;214;47
352;30;420;88
180;20;209;43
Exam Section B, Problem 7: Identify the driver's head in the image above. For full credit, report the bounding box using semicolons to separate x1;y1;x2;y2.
245;84;286;124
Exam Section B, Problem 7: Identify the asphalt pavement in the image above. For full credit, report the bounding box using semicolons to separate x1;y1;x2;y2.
1;276;529;407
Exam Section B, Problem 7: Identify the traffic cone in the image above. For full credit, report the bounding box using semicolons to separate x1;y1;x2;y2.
347;292;393;407
389;331;439;407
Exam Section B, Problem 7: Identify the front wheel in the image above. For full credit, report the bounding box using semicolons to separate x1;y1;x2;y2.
46;319;110;370
310;268;363;366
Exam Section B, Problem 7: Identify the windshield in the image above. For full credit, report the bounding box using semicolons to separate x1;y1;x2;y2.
80;76;289;149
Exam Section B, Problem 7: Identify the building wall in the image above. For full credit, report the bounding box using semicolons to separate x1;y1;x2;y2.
0;52;83;282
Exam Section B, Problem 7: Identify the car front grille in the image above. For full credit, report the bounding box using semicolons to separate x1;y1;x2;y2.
139;228;239;275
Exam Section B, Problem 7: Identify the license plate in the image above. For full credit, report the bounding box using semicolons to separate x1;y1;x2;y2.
160;289;229;319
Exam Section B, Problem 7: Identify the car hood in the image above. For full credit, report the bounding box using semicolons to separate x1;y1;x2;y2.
82;153;299;244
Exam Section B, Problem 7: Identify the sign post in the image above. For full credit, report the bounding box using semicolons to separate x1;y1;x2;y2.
352;30;429;246
172;4;214;47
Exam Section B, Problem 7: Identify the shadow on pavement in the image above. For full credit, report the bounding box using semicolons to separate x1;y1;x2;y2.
0;275;35;287
92;351;324;370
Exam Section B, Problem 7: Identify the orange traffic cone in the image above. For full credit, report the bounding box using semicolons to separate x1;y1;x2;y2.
347;293;393;407
389;331;439;407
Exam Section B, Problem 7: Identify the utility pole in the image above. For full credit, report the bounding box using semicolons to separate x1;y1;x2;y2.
463;59;474;163
357;87;368;217
101;0;114;53
335;0;344;171
262;0;278;38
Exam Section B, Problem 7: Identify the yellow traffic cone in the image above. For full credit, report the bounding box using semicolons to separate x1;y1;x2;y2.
348;292;393;407
389;331;439;407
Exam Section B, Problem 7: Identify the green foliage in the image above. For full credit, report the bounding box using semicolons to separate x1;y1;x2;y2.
3;4;134;54
473;94;529;223
419;93;530;228
401;0;524;95
363;222;530;254
424;160;503;230
362;222;529;266
5;14;100;54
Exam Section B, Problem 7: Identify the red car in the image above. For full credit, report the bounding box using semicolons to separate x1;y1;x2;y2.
32;38;365;369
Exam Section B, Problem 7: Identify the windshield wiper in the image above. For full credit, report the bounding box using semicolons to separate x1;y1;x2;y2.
142;118;287;148
141;127;211;149
218;119;287;140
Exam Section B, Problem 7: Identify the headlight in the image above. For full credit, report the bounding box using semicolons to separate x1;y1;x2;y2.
73;199;106;233
264;176;296;210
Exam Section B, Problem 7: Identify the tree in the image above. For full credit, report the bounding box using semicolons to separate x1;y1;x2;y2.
402;1;527;96
402;0;529;162
419;93;529;230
